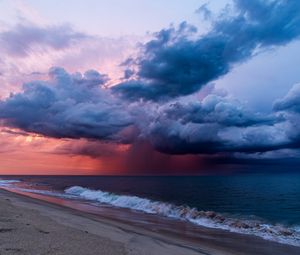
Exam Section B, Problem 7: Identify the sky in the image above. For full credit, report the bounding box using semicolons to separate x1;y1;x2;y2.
0;0;300;175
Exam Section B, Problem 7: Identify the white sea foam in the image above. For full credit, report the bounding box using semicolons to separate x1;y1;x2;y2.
65;185;300;247
0;179;20;187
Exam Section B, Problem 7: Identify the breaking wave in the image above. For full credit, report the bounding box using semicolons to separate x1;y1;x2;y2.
65;185;300;247
0;179;20;186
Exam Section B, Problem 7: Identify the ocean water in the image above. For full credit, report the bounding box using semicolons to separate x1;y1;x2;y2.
0;174;300;246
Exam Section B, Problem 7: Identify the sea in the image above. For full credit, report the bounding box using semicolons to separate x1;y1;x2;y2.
0;174;299;246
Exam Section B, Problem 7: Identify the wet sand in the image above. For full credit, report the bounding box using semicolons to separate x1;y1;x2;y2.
0;189;299;255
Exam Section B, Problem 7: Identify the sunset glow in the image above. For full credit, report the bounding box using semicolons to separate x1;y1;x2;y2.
1;0;300;175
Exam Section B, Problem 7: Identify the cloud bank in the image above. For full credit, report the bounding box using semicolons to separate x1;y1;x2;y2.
0;67;299;159
114;0;300;101
1;0;300;168
0;67;133;141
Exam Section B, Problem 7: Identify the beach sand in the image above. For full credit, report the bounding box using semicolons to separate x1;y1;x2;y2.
0;189;299;255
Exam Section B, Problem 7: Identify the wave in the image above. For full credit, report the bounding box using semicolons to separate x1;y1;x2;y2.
0;178;75;199
0;179;20;187
65;185;300;247
1;179;299;247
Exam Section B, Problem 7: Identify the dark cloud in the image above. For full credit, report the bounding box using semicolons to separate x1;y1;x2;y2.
142;120;291;155
125;87;287;155
114;0;300;101
157;94;277;127
273;83;300;113
137;101;287;155
0;67;132;141
1;66;300;162
272;84;300;150
1;1;300;169
204;151;300;171
1;66;299;159
0;23;88;57
123;69;135;79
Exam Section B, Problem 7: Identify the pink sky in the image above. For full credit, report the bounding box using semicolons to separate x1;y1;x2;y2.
1;0;300;175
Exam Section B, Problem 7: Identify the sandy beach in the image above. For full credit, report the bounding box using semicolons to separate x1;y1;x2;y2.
0;189;299;255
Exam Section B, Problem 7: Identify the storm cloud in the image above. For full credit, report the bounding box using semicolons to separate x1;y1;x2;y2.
135;91;288;155
114;0;300;101
0;67;133;141
1;0;300;166
274;83;300;113
1;66;300;159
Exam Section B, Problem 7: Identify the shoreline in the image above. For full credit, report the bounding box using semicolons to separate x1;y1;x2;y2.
0;189;299;255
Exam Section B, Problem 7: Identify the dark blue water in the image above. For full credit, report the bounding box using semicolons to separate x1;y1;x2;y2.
6;173;300;226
